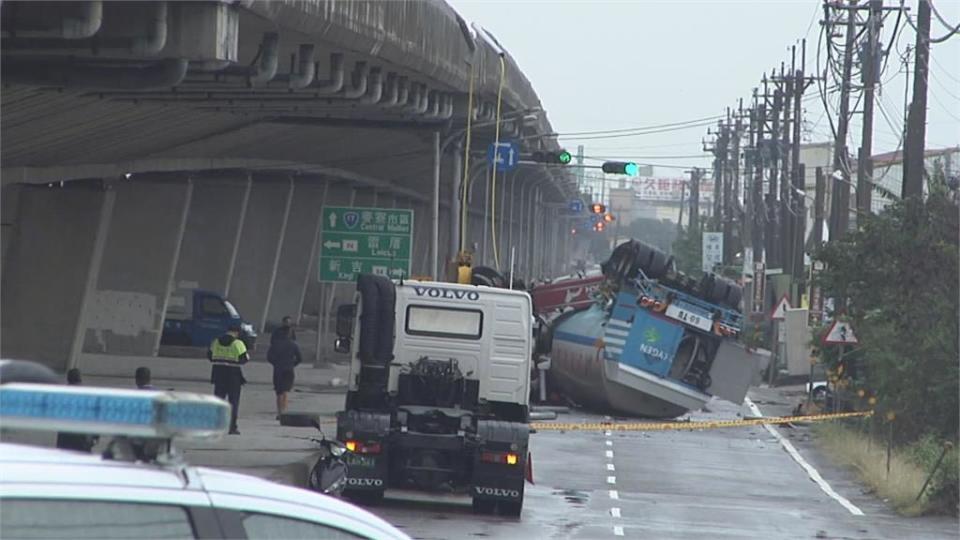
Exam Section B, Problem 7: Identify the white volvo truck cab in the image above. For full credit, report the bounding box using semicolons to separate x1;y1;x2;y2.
333;275;533;516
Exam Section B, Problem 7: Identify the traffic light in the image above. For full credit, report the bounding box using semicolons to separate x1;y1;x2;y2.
590;203;606;214
531;150;573;165
601;161;640;176
594;221;606;232
603;213;615;223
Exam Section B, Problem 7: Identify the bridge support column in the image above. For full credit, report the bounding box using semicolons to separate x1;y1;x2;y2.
173;174;252;295
227;175;294;335
81;175;193;357
1;182;113;371
267;176;327;328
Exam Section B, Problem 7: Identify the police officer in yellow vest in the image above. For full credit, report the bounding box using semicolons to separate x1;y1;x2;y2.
207;324;249;435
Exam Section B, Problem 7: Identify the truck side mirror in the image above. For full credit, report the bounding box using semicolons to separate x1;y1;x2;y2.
334;337;351;354
335;304;357;338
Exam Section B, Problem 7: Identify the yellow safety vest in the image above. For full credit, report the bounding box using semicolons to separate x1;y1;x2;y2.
210;338;247;364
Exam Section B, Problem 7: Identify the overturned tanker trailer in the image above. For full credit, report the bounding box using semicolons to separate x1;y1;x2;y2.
532;240;757;418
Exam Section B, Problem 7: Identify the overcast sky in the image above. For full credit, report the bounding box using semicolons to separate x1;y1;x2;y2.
448;0;960;176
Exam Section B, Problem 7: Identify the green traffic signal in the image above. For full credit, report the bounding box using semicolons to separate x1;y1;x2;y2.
531;150;573;165
601;161;640;176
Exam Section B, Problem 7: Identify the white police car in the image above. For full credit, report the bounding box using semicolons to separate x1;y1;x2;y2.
0;377;410;540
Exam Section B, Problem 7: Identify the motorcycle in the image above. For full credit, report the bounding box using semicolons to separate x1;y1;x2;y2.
307;421;350;496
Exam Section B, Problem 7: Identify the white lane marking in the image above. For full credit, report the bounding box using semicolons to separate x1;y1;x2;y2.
610;507;621;518
744;397;865;516
604;337;626;345
609;490;619;500
606;328;629;336
607;476;616;485
606;440;613;447
604;415;613;421
607;463;616;471
605;430;612;437
605;450;614;458
613;525;625;536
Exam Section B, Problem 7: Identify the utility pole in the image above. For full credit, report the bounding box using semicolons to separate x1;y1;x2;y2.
689;168;701;232
779;60;794;277
791;40;813;283
857;0;884;217
902;0;931;199
744;103;756;262
725;107;740;266
677;180;686;232
710;120;724;223
766;74;783;269
753;94;766;264
813;166;826;245
576;144;585;190
829;0;858;239
721;109;734;265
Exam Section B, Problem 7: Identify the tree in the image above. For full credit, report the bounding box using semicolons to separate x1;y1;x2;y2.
671;227;703;276
814;192;959;443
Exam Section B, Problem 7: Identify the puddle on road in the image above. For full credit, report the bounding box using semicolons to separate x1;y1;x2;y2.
552;489;589;506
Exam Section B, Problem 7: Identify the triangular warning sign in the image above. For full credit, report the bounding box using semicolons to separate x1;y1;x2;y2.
823;320;858;345
770;294;790;321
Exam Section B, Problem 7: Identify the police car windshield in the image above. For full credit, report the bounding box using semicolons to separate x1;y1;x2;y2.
223;300;240;318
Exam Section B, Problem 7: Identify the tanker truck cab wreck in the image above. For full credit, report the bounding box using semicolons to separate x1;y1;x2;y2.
334;275;533;516
537;240;756;419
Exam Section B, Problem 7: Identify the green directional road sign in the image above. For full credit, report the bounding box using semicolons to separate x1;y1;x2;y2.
319;206;414;282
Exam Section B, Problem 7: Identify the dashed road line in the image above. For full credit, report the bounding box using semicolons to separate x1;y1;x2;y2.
607;463;615;471
606;476;616;485
605;450;614;458
613;525;624;536
605;430;612;436
610;507;621;518
609;490;619;500
606;440;613;446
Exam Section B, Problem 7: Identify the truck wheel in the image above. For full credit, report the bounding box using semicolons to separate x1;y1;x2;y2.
500;499;523;517
344;489;384;506
471;498;496;515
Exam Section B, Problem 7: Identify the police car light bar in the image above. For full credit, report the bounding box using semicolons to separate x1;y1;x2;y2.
0;384;230;440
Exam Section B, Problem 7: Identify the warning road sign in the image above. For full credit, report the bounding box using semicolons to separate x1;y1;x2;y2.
770;294;790;321
823;320;858;345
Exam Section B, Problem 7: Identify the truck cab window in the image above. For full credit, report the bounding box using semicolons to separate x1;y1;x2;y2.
405;305;483;340
200;297;228;317
0;499;196;539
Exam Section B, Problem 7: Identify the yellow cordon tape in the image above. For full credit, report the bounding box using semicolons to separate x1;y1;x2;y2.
530;410;873;432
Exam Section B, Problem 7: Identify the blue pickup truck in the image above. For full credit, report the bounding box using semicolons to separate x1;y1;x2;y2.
160;289;257;350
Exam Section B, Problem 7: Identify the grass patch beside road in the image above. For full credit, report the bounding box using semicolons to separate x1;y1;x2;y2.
814;424;931;516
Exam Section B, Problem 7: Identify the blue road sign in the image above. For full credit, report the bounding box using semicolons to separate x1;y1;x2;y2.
569;199;584;213
487;141;520;171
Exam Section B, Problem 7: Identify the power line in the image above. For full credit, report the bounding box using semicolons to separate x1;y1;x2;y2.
929;0;960;42
555;115;723;137
558;120;719;141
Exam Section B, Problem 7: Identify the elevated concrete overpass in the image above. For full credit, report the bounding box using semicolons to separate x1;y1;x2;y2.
0;0;583;370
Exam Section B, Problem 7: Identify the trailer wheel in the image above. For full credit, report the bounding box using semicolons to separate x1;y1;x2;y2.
471;498;496;515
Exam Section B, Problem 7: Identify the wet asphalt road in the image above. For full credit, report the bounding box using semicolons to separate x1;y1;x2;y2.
362;392;958;540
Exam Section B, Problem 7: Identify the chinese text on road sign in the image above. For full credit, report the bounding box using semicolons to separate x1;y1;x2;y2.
319;207;414;282
702;232;723;273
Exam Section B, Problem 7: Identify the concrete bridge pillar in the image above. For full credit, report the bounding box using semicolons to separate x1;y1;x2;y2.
265;175;327;329
1;181;114;371
81;174;193;356
225;175;294;334
173;173;251;295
